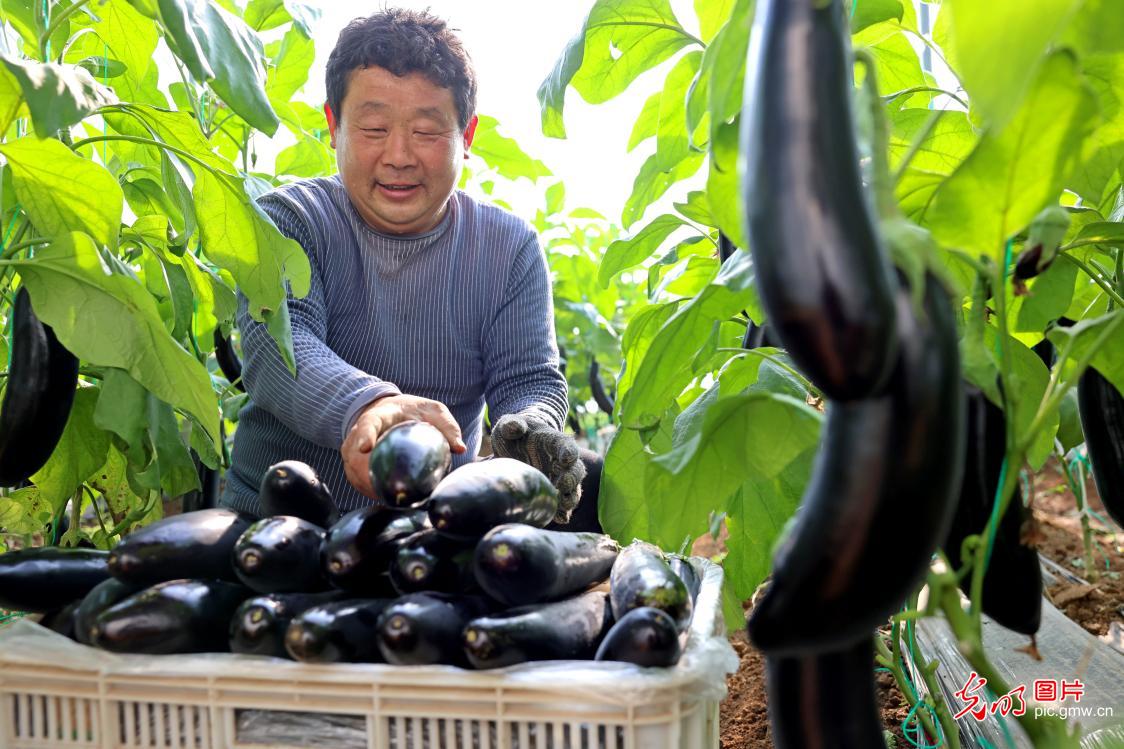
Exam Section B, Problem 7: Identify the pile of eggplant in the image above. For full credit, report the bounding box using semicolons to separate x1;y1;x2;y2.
0;420;699;670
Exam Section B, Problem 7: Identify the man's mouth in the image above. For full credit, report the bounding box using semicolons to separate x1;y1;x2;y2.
379;183;419;193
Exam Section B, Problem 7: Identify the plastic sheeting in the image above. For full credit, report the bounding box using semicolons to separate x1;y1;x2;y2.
910;562;1124;748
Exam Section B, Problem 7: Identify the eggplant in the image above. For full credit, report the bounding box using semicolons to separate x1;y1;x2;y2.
1078;366;1124;528
748;274;965;654
91;579;251;654
320;506;427;594
232;516;328;594
609;542;691;631
667;554;701;608
212;329;244;393
594;607;682;668
740;0;899;399
766;637;885;748
375;593;492;666
368;420;452;510
589;358;615;415
463;590;614;670
284;599;394;663
0;287;80;486
388;528;475;595
38;600;81;640
107;509;253;585
427;458;559;540
943;387;1043;634
0;547;110;613
229;590;349;657
258;460;339;528
474;524;618;606
74;577;145;645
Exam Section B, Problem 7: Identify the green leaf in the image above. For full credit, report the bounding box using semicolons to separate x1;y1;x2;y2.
545;182;565;216
694;0;735;43
156;0;280;135
617;301;683;404
537;0;698;139
1055;388;1083;453
30;387;111;511
854;21;927;99
0;57;115;137
655;254;719;299
846;0;903;33
1011;259;1078;333
1047;310;1124;398
89;446;142;524
599;214;684;288
130;396;199;497
95;368;151;465
722;447;817;617
1058;0;1124;55
0;486;51;534
706;119;746;250
265;25;314;102
618;249;760;429
889;109;977;221
703;0;751;134
0;64;25;135
0;137;123;249
275;134;333;178
75;57;128;79
244;0;318;36
66;0;159;106
674;190;714;226
1071;221;1124;248
928;52;1097;263
192;168;311;371
1067;55;1124;204
627;91;660;152
12;232;221;452
469;115;552;183
940;0;1083;128
623;149;706;228
655;52;702;172
983;328;1059;469
599;413;677;543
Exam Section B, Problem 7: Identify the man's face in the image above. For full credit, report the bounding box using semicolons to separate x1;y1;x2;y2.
327;66;475;235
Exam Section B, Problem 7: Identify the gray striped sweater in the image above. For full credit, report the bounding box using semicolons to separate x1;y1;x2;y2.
220;175;568;515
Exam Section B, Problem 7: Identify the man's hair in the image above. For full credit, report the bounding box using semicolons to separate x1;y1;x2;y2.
325;8;477;131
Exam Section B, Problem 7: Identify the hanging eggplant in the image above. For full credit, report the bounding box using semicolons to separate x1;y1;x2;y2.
0;288;80;486
588;358;615;414
213;329;244;393
1077;366;1124;528
941;386;1042;635
766;637;886;748
748;274;965;654
740;0;899;400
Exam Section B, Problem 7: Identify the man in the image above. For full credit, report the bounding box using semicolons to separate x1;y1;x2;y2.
220;8;601;529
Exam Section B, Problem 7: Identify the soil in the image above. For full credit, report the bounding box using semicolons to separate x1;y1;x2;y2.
713;460;1124;748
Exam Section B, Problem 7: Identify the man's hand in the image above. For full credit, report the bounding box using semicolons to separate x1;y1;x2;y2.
490;412;585;524
342;394;466;498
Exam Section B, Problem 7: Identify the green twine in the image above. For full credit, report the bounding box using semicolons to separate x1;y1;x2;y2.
851;0;859;19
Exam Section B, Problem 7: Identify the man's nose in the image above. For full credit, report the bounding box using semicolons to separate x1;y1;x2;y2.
381;128;416;169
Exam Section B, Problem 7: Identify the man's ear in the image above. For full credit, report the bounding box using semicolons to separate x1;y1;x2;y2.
462;114;479;156
324;103;337;148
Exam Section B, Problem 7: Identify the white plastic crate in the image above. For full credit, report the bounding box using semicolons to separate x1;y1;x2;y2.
0;558;737;749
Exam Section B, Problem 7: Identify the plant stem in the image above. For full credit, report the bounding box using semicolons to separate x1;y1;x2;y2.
852;49;897;220
893;109;946;185
938;581;1078;745
171;55;204;126
1058;252;1124;308
883;86;970;110
38;0;92;60
584;20;705;48
1055;441;1097;581
874;632;945;748
71;134;234;183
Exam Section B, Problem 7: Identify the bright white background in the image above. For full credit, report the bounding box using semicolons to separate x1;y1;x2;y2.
287;0;703;223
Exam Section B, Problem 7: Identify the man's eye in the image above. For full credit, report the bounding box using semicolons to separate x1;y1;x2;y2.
362;128;387;135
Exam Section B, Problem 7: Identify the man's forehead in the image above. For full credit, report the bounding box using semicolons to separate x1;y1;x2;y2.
352;100;450;121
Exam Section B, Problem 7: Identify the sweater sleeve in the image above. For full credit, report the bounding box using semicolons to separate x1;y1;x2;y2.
482;232;569;430
237;201;401;449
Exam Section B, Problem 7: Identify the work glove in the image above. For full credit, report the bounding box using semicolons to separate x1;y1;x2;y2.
490;412;586;524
